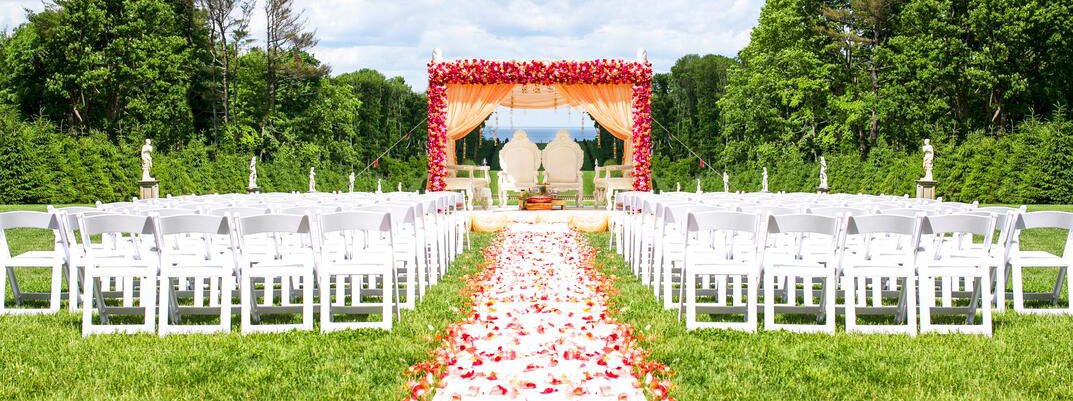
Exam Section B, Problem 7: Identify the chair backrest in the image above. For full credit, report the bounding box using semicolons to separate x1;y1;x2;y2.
318;211;391;233
279;205;341;216
924;213;996;237
235;214;311;236
881;207;939;217
541;130;584;183
740;205;798;216
209;206;268;218
498;130;541;185
138;208;192;217
847;214;921;236
0;211;61;231
924;213;997;258
155;214;230;236
845;214;925;264
1018;210;1073;231
809;206;869;217
687;211;760;234
76;214;155;261
1014;211;1073;258
0;211;62;258
78;214;154;236
767;214;840;236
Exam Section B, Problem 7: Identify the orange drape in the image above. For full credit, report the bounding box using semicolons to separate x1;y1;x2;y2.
445;84;515;164
557;84;634;163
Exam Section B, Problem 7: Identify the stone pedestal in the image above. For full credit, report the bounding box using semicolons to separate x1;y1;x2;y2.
916;179;937;199
139;180;160;200
817;186;829;195
247;186;260;194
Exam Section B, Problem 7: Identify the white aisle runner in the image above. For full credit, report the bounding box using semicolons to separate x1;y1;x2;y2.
412;224;662;401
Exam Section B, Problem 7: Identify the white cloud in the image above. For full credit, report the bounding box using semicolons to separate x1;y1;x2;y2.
0;0;44;30
2;0;764;126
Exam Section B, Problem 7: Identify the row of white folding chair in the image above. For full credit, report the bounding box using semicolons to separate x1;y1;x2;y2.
678;211;999;335
643;199;972;308
75;210;398;336
616;194;1006;328
3;196;456;320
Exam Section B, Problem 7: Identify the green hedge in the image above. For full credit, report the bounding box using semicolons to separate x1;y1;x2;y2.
3;105;1071;205
0;106;427;204
653;112;1073;204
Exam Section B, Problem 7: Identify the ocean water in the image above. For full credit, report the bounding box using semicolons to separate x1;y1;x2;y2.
478;126;597;143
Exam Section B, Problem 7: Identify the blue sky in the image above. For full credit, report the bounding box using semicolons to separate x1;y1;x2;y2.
1;0;764;127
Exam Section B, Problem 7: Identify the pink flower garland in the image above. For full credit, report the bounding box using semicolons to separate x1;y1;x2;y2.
426;60;653;191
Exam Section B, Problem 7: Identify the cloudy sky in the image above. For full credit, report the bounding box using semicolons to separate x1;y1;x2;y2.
1;0;764;126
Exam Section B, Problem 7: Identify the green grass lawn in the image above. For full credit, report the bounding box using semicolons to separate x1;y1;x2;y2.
583;205;1073;400
0;211;493;400
3;204;1072;399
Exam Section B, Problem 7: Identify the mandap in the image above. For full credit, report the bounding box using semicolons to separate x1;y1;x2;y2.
425;49;653;192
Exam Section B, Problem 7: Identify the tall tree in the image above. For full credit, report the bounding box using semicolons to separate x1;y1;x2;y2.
263;0;317;129
198;0;254;128
819;0;896;152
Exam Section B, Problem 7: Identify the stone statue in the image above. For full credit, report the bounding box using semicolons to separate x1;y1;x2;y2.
762;167;769;192
248;156;258;189
922;139;934;180
676;182;681;192
696;178;702;194
723;171;730;192
308;167;316;192
376;179;382;193
819;156;828;188
140;139;154;181
348;172;355;192
397;182;402;192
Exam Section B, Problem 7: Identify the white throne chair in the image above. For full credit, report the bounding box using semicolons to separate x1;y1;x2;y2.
541;130;584;206
497;130;541;208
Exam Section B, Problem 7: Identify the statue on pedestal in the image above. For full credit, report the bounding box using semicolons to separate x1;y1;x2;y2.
675;182;681;192
696;178;701;194
723;171;729;192
922;139;935;180
397;182;402;192
348;172;355;193
140;139;154;181
308;167;316;192
248;156;258;189
762;168;769;192
819;156;829;188
376;179;382;193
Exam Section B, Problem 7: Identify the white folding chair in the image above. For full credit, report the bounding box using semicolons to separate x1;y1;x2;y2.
153;214;235;335
317;211;397;331
232;213;316;333
762;214;845;334
0;211;65;314
680;211;765;331
1009;211;1073;315
919;213;996;336
76;213;158;336
842;214;924;335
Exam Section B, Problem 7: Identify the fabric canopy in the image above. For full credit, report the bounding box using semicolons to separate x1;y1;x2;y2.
557;84;634;163
445;84;515;164
444;83;634;164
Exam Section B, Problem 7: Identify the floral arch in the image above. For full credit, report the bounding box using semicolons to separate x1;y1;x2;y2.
425;50;653;192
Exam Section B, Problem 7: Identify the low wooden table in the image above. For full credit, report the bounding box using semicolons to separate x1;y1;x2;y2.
522;195;567;211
